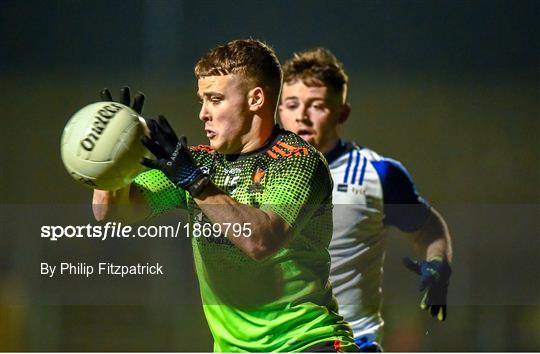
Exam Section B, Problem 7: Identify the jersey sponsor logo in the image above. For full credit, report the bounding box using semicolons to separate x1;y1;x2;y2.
266;141;309;159
337;183;348;192
351;186;366;195
337;183;366;195
223;167;241;174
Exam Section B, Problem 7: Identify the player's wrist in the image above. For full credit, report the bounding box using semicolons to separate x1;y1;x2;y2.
427;257;452;282
427;255;444;263
184;172;210;197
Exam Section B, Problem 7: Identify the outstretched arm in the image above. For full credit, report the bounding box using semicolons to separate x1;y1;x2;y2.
407;207;452;262
403;207;453;321
375;157;453;321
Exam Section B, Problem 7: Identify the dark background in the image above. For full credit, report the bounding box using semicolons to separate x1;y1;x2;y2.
1;0;539;351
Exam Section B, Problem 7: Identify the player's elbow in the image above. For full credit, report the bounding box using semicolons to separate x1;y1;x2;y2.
244;242;279;262
244;232;288;261
93;206;105;222
246;247;274;262
242;212;291;261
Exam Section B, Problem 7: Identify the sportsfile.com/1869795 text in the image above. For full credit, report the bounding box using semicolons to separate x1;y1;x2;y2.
40;222;253;241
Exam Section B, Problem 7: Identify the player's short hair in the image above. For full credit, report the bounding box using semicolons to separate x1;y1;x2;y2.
283;48;348;103
195;39;282;109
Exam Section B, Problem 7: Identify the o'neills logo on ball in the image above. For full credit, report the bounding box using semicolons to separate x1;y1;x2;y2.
80;103;123;151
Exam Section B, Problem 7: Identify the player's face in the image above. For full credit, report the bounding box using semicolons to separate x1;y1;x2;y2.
198;75;251;154
279;81;345;154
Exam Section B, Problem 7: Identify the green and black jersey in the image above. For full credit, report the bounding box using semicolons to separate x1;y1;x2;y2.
133;126;356;352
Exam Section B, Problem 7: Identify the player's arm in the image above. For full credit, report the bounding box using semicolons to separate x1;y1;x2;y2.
402;207;453;321
377;158;452;321
92;185;150;223
406;207;452;262
193;184;292;261
376;158;452;261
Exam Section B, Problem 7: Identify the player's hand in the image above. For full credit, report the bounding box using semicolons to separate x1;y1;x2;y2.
140;115;209;195
100;86;145;114
403;256;451;321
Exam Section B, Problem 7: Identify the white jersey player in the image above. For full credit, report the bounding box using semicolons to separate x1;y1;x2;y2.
279;48;453;351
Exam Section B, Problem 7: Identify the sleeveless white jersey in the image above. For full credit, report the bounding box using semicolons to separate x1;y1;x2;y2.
326;141;431;342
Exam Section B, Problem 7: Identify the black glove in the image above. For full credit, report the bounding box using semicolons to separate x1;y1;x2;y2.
100;86;145;114
403;256;451;321
141;115;209;196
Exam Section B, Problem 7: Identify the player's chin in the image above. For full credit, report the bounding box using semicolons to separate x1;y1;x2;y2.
206;134;216;145
208;138;223;153
303;135;317;146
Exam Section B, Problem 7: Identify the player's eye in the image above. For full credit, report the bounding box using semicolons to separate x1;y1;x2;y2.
311;103;325;111
210;96;222;104
285;102;299;110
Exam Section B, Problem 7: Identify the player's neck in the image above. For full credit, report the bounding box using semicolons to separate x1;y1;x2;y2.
319;135;340;155
238;115;275;154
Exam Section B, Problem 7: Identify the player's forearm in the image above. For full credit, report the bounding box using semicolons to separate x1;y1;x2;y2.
93;189;123;221
194;183;291;261
92;184;149;223
411;208;453;262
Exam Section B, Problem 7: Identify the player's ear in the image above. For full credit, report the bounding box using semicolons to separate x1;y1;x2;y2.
248;87;264;112
337;103;351;124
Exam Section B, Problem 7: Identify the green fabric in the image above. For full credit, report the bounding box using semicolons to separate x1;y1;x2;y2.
134;128;356;352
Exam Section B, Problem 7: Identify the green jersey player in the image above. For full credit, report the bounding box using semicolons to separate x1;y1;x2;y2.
93;40;358;352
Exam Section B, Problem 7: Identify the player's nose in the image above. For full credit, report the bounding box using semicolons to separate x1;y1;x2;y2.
295;108;309;123
199;103;211;122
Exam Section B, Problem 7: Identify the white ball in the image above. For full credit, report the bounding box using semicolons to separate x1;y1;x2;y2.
61;102;147;190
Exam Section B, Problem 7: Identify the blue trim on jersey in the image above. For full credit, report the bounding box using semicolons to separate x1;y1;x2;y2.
343;150;354;183
371;158;431;232
350;150;361;184
358;156;367;185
